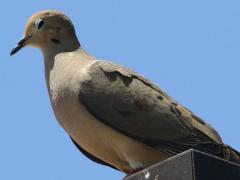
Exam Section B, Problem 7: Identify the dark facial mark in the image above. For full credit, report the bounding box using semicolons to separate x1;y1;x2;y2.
191;114;206;125
50;38;61;44
170;105;182;117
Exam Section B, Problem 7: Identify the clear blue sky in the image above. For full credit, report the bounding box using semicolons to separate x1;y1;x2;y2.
1;0;240;179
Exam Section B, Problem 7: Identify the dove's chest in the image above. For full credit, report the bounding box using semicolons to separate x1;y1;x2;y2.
45;57;168;173
48;60;85;103
46;59;127;168
47;66;130;171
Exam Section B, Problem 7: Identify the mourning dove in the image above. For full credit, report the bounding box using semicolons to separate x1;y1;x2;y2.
11;10;240;175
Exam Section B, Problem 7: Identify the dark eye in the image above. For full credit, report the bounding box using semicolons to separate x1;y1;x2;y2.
35;19;45;29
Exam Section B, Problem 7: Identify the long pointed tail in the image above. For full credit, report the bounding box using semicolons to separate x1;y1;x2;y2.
223;145;240;164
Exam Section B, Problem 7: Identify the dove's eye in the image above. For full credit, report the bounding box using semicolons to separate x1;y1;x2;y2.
35;19;45;29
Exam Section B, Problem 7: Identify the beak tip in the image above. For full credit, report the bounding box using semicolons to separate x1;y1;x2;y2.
10;51;14;56
10;47;17;56
10;35;32;56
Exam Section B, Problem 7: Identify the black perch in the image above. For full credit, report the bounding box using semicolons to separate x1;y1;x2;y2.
125;149;240;180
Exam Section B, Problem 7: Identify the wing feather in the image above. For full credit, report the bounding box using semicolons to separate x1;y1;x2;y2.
79;60;224;156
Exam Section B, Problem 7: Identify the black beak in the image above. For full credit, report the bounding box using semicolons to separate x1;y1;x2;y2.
10;35;32;56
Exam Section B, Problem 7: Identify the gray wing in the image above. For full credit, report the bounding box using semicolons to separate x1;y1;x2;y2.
79;60;223;156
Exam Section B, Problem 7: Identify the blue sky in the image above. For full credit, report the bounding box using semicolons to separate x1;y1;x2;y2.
1;0;240;179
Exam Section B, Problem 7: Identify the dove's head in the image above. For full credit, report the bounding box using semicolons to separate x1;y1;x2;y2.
11;10;80;56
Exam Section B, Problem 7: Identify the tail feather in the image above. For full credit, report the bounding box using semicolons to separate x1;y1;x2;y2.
223;145;240;164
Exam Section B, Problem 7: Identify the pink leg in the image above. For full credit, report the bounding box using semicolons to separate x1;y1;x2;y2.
123;167;144;179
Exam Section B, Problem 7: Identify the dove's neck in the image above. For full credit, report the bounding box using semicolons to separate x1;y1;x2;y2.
42;38;80;92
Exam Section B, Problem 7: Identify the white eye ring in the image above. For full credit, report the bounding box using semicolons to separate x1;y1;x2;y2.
35;19;45;29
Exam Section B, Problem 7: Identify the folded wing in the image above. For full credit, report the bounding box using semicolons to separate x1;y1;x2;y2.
79;60;223;156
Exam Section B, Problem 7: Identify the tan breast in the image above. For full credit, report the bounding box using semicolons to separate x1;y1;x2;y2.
46;51;169;173
51;91;169;173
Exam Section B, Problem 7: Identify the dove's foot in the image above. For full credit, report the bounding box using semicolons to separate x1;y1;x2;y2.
123;167;144;179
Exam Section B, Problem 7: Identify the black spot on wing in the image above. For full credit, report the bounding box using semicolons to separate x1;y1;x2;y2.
102;70;117;82
171;102;178;106
157;95;163;100
102;70;133;86
170;105;182;117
